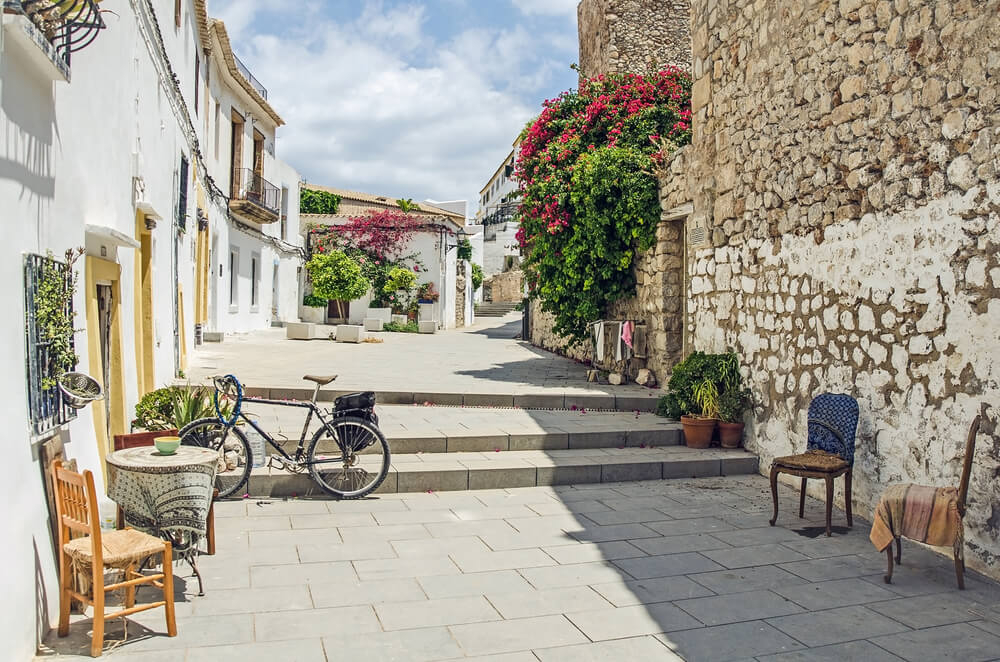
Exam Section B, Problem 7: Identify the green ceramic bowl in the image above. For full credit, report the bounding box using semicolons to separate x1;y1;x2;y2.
154;436;181;455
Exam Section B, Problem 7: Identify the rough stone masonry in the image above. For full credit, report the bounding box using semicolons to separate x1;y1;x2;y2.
535;0;1000;578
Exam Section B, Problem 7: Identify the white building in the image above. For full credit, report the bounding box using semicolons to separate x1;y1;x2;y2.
299;185;467;329
0;1;299;656
475;137;522;277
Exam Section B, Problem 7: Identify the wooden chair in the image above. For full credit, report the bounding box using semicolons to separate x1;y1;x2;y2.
769;393;860;536
875;416;981;589
51;460;176;657
113;431;217;555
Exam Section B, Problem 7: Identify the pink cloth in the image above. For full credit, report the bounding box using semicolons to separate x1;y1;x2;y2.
622;321;634;349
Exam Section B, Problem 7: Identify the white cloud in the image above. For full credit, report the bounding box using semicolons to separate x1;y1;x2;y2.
207;1;577;213
511;0;578;17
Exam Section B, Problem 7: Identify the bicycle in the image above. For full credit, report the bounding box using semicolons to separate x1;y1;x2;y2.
178;374;391;499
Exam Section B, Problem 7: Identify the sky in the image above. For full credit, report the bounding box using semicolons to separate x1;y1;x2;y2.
207;0;581;217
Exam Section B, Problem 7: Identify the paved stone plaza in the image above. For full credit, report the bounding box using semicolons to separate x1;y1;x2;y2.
38;476;1000;661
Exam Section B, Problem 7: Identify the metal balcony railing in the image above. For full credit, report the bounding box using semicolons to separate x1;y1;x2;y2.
233;53;268;100
234;168;279;214
9;0;106;64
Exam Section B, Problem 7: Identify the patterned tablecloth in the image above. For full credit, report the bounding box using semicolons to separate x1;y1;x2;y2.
106;446;217;559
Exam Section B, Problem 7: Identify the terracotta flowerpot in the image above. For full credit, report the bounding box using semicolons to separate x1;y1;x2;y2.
718;422;744;448
681;416;716;448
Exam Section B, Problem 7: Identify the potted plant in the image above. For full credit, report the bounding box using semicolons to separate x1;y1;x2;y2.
301;293;327;323
417;282;439;303
306;250;369;323
657;351;736;448
718;387;752;448
683;378;720;448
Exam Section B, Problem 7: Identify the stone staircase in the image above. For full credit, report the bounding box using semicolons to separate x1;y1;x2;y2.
474;301;521;317
241;405;759;497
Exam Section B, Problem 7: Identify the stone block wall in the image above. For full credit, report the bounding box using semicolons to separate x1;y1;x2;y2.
578;0;692;76
685;0;1000;575
487;269;525;303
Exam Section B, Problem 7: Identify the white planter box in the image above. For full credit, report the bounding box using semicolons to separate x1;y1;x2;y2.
418;303;435;321
336;325;366;343
418;321;437;334
364;318;384;332
300;306;326;323
286;322;316;340
367;307;392;324
391;315;408;326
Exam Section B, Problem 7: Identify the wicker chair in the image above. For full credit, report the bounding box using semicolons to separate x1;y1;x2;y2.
769;393;860;537
52;460;176;657
875;416;981;589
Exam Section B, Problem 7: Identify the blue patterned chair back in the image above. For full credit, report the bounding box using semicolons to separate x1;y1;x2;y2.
806;393;859;466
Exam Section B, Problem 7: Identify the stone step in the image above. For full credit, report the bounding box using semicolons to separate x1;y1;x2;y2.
384;421;682;454
239;447;760;497
237;386;662;412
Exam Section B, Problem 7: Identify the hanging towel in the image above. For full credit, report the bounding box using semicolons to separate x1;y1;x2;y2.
622;321;634;349
615;322;623;361
593;321;605;362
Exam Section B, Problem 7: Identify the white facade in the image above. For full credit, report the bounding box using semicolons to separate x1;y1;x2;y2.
475;140;522;278
0;2;299;657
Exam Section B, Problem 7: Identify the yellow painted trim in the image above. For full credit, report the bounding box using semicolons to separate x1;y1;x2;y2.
178;284;188;372
194;225;209;324
133;215;155;395
85;256;127;484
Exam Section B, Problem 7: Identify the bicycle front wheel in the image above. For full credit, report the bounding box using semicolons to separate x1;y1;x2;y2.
307;416;391;499
179;417;252;498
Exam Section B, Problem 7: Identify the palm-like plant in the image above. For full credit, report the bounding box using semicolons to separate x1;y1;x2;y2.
692;378;720;419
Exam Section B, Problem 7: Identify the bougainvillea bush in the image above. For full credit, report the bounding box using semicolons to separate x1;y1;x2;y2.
516;68;692;343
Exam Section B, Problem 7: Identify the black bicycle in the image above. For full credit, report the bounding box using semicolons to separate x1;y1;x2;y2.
178;374;391;499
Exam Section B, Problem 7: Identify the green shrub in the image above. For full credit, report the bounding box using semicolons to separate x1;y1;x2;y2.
300;188;342;214
471;263;484;291
383;267;417;293
384;321;419;333
303;293;327;307
457;239;473;261
132;385;231;430
133;387;176;430
306;250;369;301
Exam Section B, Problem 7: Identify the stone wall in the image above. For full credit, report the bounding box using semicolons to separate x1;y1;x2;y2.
455;261;467;328
486;269;524;303
684;0;1000;575
578;0;692;76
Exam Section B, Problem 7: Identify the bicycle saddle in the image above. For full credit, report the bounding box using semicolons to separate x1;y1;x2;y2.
303;374;338;385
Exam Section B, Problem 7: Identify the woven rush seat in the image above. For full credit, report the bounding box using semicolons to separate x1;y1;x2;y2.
64;528;165;566
773;449;849;472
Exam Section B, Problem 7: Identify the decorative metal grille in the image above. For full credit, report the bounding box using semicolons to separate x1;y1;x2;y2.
12;0;106;64
24;253;77;435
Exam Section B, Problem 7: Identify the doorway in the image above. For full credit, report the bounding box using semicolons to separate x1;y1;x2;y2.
230;110;244;198
271;263;279;318
97;284;113;446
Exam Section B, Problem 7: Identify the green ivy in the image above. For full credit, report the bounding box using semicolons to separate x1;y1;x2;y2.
36;249;82;390
471;263;484;291
300;188;342;215
456;239;473;261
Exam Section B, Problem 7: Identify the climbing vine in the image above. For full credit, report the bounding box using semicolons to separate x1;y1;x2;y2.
300;188;342;215
516;68;691;343
35;248;83;389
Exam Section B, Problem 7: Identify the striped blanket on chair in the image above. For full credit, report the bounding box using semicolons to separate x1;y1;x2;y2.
870;484;963;556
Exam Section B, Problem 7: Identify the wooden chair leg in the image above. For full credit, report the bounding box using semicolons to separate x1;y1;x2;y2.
895;537;902;565
769;466;780;526
798;477;807;518
955;543;966;590
824;476;834;537
57;551;71;637
90;562;105;657
844;469;853;527
162;542;177;637
884;545;894;583
124;563;136;608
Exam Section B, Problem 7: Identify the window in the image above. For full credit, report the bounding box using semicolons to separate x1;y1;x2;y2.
250;253;260;309
177;155;189;230
175;0;181;28
229;248;239;309
194;56;200;116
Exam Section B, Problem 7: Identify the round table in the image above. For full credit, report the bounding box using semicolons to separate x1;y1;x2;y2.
106;445;218;560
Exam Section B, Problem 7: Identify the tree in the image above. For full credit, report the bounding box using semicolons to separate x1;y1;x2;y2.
306;250;369;301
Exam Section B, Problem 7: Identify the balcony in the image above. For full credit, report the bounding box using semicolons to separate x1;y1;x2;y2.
233;53;268;100
229;168;280;224
1;0;105;80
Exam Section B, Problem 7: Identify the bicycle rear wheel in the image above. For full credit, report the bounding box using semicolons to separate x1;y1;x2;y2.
179;417;252;498
307;416;391;499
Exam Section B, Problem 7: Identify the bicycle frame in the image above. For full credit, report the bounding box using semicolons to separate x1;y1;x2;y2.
227;394;340;466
